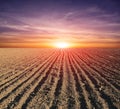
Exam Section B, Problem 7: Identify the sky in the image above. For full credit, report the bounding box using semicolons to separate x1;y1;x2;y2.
0;0;120;48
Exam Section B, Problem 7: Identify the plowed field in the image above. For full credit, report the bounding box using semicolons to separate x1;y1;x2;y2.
0;48;120;109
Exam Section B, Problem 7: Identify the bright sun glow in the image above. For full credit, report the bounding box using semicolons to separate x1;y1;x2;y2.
55;42;69;48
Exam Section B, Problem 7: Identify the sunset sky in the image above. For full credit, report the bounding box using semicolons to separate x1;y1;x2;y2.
0;0;120;48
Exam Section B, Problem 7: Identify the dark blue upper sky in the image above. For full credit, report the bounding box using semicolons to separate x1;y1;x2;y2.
0;0;120;47
0;0;120;15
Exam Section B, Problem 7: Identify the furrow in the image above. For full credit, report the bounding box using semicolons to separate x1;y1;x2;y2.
0;51;55;88
68;51;87;109
0;51;58;107
24;52;62;108
21;52;59;109
73;51;118;109
50;51;64;108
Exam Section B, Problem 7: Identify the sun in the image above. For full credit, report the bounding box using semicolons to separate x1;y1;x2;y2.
55;42;69;48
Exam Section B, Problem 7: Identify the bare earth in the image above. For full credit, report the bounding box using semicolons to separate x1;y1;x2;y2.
0;48;120;109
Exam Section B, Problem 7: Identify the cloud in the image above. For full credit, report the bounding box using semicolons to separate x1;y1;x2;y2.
0;26;28;34
0;1;120;47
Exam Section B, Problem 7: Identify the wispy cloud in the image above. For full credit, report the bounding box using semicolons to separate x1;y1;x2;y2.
0;1;120;47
